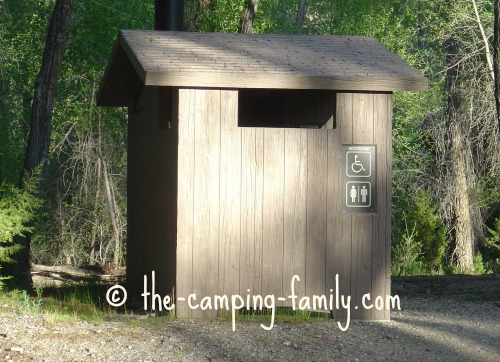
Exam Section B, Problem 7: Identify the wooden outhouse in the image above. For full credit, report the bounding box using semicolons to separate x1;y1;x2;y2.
98;30;426;320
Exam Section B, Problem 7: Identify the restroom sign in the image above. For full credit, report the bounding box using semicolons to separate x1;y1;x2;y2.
346;151;371;177
342;145;376;213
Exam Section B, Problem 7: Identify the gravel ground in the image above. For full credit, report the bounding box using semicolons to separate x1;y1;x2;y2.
1;273;499;361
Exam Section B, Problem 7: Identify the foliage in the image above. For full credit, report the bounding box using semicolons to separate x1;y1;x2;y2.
33;0;154;266
483;218;500;253
18;289;42;314
446;251;491;275
186;0;244;32
0;0;53;184
406;189;449;273
0;175;42;287
479;218;500;272
1;0;153;267
472;252;487;275
1;0;498;275
0;284;114;323
391;222;424;276
393;189;450;276
422;0;499;272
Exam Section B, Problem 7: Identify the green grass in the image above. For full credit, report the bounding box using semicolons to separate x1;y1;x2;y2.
0;284;117;324
218;307;331;324
0;285;331;327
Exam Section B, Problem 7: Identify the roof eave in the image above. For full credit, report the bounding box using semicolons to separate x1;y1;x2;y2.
143;71;428;92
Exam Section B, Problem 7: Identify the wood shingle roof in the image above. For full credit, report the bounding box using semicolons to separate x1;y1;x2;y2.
98;30;427;106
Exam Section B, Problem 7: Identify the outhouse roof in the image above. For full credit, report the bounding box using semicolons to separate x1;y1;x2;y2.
98;30;427;106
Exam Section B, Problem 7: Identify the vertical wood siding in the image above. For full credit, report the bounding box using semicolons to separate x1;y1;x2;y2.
262;129;286;300
127;87;177;308
219;90;241;301
350;93;374;319
283;129;307;300
176;88;195;317
372;93;392;320
176;89;391;320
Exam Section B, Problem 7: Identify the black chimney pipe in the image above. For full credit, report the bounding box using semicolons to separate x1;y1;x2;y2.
155;0;184;31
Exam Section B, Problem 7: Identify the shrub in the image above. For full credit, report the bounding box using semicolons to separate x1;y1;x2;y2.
472;252;486;275
481;218;500;273
483;219;500;253
0;176;42;288
391;222;425;276
407;189;449;273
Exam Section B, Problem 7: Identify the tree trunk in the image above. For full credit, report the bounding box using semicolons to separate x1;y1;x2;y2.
471;0;494;81
444;31;475;273
102;159;122;266
184;0;198;31
89;156;102;265
9;0;73;288
23;0;73;175
239;0;259;34
450;123;475;272
295;0;308;33
494;0;500;129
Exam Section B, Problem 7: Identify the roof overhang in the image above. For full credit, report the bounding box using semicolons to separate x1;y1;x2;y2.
98;30;428;107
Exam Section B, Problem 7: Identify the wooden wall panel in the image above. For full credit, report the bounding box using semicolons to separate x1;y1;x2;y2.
219;90;241;299
351;93;374;319
240;128;257;296
305;129;328;300
336;93;353;319
283;129;307;299
254;128;265;296
385;97;393;320
240;127;265;297
191;89;221;318
126;94;142;305
127;86;177;311
174;88;390;321
262;129;285;299
304;92;333;301
176;89;195;318
372;93;392;320
326;91;342;312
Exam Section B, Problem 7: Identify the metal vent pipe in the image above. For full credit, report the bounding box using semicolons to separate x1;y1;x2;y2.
155;0;184;31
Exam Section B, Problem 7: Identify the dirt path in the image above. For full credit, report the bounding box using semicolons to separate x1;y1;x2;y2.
0;268;498;361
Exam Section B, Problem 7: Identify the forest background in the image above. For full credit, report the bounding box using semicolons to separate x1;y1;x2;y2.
1;0;499;289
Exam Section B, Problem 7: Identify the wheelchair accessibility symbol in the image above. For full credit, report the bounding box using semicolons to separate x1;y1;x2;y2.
346;151;371;177
351;155;366;173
